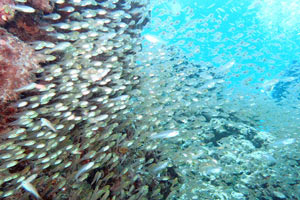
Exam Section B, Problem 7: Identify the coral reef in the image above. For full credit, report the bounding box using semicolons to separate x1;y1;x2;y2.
0;27;44;134
0;0;15;25
0;1;49;135
0;27;43;103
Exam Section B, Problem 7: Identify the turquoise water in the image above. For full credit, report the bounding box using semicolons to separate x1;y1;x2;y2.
143;0;300;82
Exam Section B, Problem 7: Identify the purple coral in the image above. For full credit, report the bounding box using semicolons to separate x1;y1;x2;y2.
0;27;44;103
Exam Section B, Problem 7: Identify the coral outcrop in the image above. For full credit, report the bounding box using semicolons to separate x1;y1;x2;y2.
0;27;43;103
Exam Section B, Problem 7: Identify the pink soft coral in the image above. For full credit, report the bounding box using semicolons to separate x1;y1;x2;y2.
0;27;43;103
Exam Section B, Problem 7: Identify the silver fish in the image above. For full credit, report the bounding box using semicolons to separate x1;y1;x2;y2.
40;118;57;132
19;175;42;199
75;161;95;180
150;130;179;139
13;4;35;13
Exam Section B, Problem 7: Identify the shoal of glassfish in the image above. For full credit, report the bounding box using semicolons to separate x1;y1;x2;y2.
0;0;180;199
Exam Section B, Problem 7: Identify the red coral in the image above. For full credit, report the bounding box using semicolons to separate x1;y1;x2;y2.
0;0;15;25
27;0;54;13
0;27;44;103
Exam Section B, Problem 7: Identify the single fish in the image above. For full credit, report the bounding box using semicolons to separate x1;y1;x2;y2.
260;79;279;94
58;6;75;12
75;161;95;180
44;13;61;20
150;130;179;139
151;161;169;172
19;175;42;199
270;138;296;147
13;4;35;13
40;118;57;132
144;34;160;43
15;83;37;92
215;60;235;74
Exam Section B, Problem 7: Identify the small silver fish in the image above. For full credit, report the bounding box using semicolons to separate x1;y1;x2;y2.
44;13;61;20
40;118;56;132
150;130;179;139
152;161;169;172
214;60;235;74
75;161;95;180
13;4;35;13
58;6;75;12
15;83;37;92
19;175;42;199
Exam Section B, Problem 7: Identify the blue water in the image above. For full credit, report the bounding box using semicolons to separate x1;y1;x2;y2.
143;0;300;82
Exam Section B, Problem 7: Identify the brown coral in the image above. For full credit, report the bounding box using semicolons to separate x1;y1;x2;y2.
27;0;54;13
